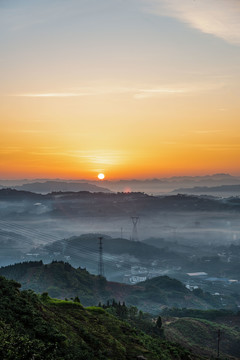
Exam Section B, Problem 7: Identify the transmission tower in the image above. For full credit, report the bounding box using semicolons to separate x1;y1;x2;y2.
131;216;139;241
98;237;104;277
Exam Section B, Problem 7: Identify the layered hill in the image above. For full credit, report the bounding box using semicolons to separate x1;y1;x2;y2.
42;233;174;262
0;275;198;360
2;189;240;217
12;180;112;194
172;184;240;197
1;173;240;194
0;261;236;313
31;233;188;282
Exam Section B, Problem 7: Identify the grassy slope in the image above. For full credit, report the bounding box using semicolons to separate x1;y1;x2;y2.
0;275;199;360
164;316;240;359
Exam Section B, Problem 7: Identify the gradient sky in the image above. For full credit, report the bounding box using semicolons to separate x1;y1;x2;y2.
1;0;240;179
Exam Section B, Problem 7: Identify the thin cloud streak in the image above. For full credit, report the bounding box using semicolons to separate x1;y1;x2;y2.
66;150;126;165
28;149;126;165
16;93;91;98
191;130;223;135
0;147;22;154
143;0;240;45
134;88;188;99
14;82;224;99
134;82;224;99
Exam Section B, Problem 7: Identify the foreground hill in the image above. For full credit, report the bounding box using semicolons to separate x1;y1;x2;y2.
162;309;240;359
0;275;197;360
0;261;236;313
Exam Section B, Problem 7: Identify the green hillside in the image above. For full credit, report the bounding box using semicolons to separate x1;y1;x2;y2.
0;261;234;313
0;275;199;360
0;260;105;305
164;316;240;359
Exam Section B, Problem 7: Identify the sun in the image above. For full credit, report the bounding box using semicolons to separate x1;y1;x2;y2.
97;173;105;180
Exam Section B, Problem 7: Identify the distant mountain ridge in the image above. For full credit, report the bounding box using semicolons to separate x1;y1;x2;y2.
90;173;240;193
1;173;240;194
7;180;111;194
172;184;240;196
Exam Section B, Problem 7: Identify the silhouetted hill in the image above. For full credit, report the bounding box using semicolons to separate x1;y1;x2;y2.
172;184;240;196
13;180;111;194
90;173;240;193
35;233;188;278
0;275;197;360
2;189;240;219
2;173;240;194
43;233;168;260
0;188;44;201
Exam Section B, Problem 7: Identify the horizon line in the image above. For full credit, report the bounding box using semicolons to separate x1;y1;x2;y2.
0;173;238;182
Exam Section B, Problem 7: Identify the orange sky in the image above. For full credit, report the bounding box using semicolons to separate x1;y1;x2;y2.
1;1;240;180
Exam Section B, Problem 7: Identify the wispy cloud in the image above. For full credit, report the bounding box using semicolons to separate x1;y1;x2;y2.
134;87;186;99
18;130;49;134
134;82;224;99
179;143;240;150
191;130;223;135
13;82;224;99
28;149;126;166
16;92;91;98
0;146;22;154
14;87;132;98
143;0;240;45
66;150;126;165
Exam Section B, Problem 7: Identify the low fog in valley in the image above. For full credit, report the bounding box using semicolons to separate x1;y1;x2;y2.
1;176;240;308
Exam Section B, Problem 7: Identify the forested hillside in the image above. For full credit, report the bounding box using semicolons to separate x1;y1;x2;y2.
0;261;233;312
0;275;198;360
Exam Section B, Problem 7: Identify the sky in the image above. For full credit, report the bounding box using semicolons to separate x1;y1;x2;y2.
1;0;240;180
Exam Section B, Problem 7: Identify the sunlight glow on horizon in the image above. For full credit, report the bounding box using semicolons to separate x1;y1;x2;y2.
98;173;105;180
1;0;240;179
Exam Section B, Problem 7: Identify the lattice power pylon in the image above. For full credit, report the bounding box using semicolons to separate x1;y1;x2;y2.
98;236;104;277
131;216;139;241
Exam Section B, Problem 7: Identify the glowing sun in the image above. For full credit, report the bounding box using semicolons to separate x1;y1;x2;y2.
98;173;105;180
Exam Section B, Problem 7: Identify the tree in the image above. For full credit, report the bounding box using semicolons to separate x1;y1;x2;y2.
156;316;162;329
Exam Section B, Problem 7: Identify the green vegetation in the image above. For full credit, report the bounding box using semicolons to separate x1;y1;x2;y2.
98;299;164;338
0;261;108;306
164;316;240;359
161;308;236;320
0;261;229;313
127;276;226;312
0;275;199;360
